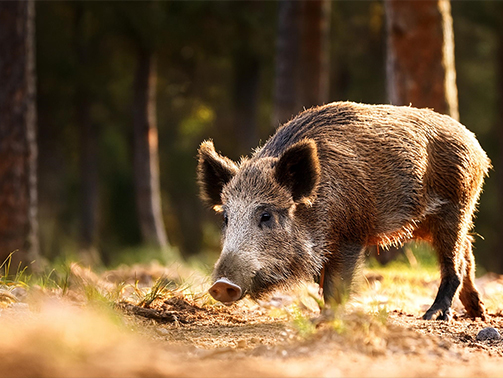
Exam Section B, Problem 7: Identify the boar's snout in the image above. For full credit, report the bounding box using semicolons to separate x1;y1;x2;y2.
209;278;242;304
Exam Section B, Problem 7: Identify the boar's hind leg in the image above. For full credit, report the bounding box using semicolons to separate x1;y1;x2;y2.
458;236;486;319
423;206;467;321
322;242;365;305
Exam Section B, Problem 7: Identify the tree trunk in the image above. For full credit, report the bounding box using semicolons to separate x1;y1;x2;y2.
299;0;331;109
174;195;203;260
385;0;459;120
77;96;100;264
0;0;40;270
272;0;302;127
496;8;503;274
233;47;260;156
133;47;169;250
75;5;100;265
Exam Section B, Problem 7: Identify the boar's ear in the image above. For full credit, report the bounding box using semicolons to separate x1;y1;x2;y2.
274;139;320;204
197;140;238;209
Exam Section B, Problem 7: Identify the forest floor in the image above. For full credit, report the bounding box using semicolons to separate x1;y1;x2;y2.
1;258;503;377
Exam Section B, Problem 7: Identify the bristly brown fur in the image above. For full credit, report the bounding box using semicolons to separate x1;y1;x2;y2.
197;101;491;320
197;140;238;208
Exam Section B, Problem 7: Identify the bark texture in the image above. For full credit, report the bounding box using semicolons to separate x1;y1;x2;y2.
272;0;302;127
385;0;459;120
234;50;260;157
133;48;169;250
496;9;503;274
0;0;40;269
299;0;331;109
75;5;100;265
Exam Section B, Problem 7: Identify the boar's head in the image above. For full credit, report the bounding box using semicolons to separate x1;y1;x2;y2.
197;139;323;304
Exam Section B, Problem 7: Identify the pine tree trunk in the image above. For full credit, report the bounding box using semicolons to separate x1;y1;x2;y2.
385;0;459;120
133;47;169;250
299;0;331;108
77;96;100;264
76;5;100;265
0;0;40;270
233;47;260;156
272;0;302;127
496;8;503;274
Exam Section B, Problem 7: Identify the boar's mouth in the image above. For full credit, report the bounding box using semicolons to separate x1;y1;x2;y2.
248;269;285;300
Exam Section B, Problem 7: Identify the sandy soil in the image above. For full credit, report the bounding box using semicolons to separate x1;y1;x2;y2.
114;272;503;377
1;263;503;377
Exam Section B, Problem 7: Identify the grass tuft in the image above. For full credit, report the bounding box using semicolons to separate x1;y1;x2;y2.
290;304;317;338
138;275;174;307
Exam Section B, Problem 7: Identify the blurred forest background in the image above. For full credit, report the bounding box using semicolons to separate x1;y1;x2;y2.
1;0;503;274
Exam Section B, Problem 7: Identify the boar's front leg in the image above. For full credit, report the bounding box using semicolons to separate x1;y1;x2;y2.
322;242;365;304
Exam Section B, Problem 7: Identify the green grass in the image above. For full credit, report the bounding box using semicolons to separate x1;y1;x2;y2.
137;275;174;307
0;252;31;287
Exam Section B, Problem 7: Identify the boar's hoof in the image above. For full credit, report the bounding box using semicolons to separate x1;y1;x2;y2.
209;278;242;304
422;307;453;321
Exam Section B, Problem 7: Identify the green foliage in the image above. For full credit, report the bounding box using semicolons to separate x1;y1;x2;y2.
0;252;30;287
290;304;317;338
368;299;389;325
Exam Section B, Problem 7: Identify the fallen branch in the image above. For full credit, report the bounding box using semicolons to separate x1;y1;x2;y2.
118;302;184;323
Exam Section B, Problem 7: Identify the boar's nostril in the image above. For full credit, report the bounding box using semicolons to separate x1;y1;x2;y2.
226;287;239;299
209;278;242;304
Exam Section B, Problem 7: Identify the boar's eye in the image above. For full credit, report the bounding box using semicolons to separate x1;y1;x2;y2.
260;212;272;225
223;211;229;226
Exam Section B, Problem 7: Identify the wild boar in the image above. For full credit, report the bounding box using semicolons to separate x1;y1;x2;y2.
197;102;490;321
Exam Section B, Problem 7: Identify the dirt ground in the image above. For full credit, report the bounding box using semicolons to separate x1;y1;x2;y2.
1;262;503;377
117;265;503;378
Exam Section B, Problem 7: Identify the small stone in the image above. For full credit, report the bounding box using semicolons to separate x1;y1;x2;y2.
156;328;169;336
11;287;27;301
476;327;501;341
236;339;247;348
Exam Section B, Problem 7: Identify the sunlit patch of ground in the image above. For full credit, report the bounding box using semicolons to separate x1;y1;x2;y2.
1;257;503;377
